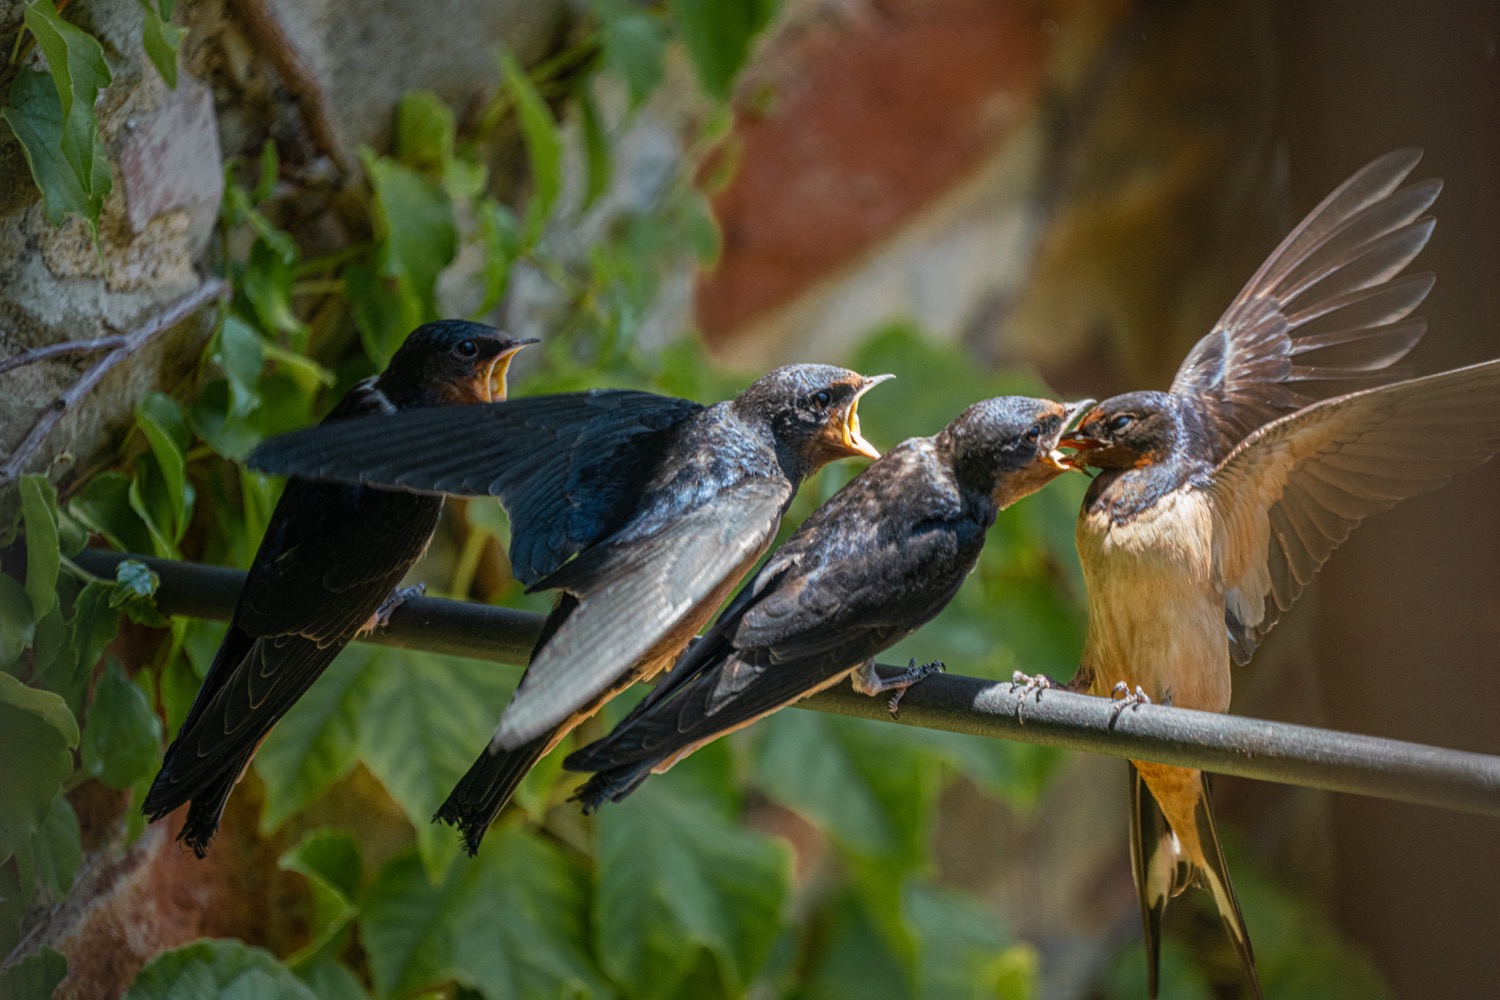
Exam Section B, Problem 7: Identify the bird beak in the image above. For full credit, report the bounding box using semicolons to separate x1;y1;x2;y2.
840;374;894;459
1044;399;1095;472
483;338;540;401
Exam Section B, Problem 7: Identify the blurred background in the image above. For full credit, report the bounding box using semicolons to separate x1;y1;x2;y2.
0;1;1495;999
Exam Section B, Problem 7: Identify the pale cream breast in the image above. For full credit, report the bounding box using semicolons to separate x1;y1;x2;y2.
1076;487;1232;713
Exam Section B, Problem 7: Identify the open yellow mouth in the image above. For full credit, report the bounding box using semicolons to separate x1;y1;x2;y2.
841;374;894;459
479;342;536;402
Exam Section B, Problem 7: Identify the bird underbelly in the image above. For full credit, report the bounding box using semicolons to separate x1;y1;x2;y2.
1077;493;1230;713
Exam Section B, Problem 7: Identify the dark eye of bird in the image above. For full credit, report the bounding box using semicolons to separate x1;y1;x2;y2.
812;389;832;409
1025;424;1041;444
1108;414;1134;433
455;339;478;358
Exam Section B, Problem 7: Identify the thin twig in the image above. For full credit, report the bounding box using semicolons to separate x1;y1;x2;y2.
0;279;228;487
71;549;1500;821
0;336;127;376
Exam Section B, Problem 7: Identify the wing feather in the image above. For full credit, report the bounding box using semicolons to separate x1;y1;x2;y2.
1211;360;1500;663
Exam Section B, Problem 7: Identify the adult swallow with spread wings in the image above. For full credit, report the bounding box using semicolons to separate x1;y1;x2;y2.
249;364;891;854
564;395;1091;808
1049;151;1500;998
144;321;535;856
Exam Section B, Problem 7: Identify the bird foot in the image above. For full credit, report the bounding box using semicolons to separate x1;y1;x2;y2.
1108;681;1152;727
374;583;425;630
883;660;945;719
1009;671;1062;724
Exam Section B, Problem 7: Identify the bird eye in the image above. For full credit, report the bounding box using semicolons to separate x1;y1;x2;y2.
1025;424;1041;444
1108;414;1134;433
454;339;479;358
812;389;832;409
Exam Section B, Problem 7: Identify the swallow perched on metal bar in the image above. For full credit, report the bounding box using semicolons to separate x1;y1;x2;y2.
563;395;1091;808
249;364;891;853
1049;150;1497;999
144;321;536;857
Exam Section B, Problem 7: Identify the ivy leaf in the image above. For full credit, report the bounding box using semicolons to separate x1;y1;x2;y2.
137;0;184;88
296;961;370;1000
280;829;362;966
70;472;159;555
30;792;81;897
500;52;563;241
355;650;515;880
3;0;114;233
577;87;612;211
134;393;193;545
243;238;308;343
0;947;68;1000
668;0;778;100
752;709;943;867
256;647;381;833
80;660;163;789
214;314;267;419
593;766;791;999
123;939;318;1000
0;572;35;671
362;149;457;360
21;474;60;620
591;0;666;107
360;832;608;1000
0;673;79;864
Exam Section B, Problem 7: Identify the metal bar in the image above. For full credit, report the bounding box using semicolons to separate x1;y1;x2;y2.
76;549;1500;820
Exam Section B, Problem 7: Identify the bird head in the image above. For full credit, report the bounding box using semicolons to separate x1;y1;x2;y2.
735;364;894;472
1060;391;1181;470
377;320;539;407
938;396;1094;509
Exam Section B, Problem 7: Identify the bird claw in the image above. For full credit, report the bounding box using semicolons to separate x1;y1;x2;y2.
1009;671;1061;724
1108;681;1152;727
885;659;945;719
374;583;425;630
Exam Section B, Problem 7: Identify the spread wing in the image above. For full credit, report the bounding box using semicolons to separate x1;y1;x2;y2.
1208;360;1500;663
568;445;981;771
247;390;704;585
492;476;791;748
1171;150;1439;461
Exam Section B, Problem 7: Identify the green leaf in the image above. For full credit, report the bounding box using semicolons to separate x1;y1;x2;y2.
346;261;421;368
21;475;60;620
0;673;78;864
360;832;608;1000
215;314;267;417
577;87;612;211
80;660;163;789
0;572;34;671
362;149;457;358
356;650;515;880
796;889;911;1000
500;52;563;240
752;709;942;866
70;472;158;555
255;646;381;832
138;0;184;88
15;0;114;231
30;792;81;897
134;393;193;544
395;90;455;175
244;238;308;342
124;939;318;1000
594;773;791;999
903;882;1034;1000
296;961;370;1000
280;829;362;965
667;0;778;100
474;200;521;315
591;0;667;107
0;946;68;1000
110;558;168;627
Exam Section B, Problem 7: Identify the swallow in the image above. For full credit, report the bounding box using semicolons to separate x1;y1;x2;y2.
563;395;1091;808
248;364;892;853
1048;150;1489;998
144;321;535;856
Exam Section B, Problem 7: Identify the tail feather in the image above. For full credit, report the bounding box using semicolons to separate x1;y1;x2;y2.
435;733;552;856
572;763;653;814
1129;763;1261;1000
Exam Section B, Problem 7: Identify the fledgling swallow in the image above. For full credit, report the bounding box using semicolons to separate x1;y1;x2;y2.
563;396;1091;808
144;321;535;856
249;364;892;853
1048;150;1485;998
